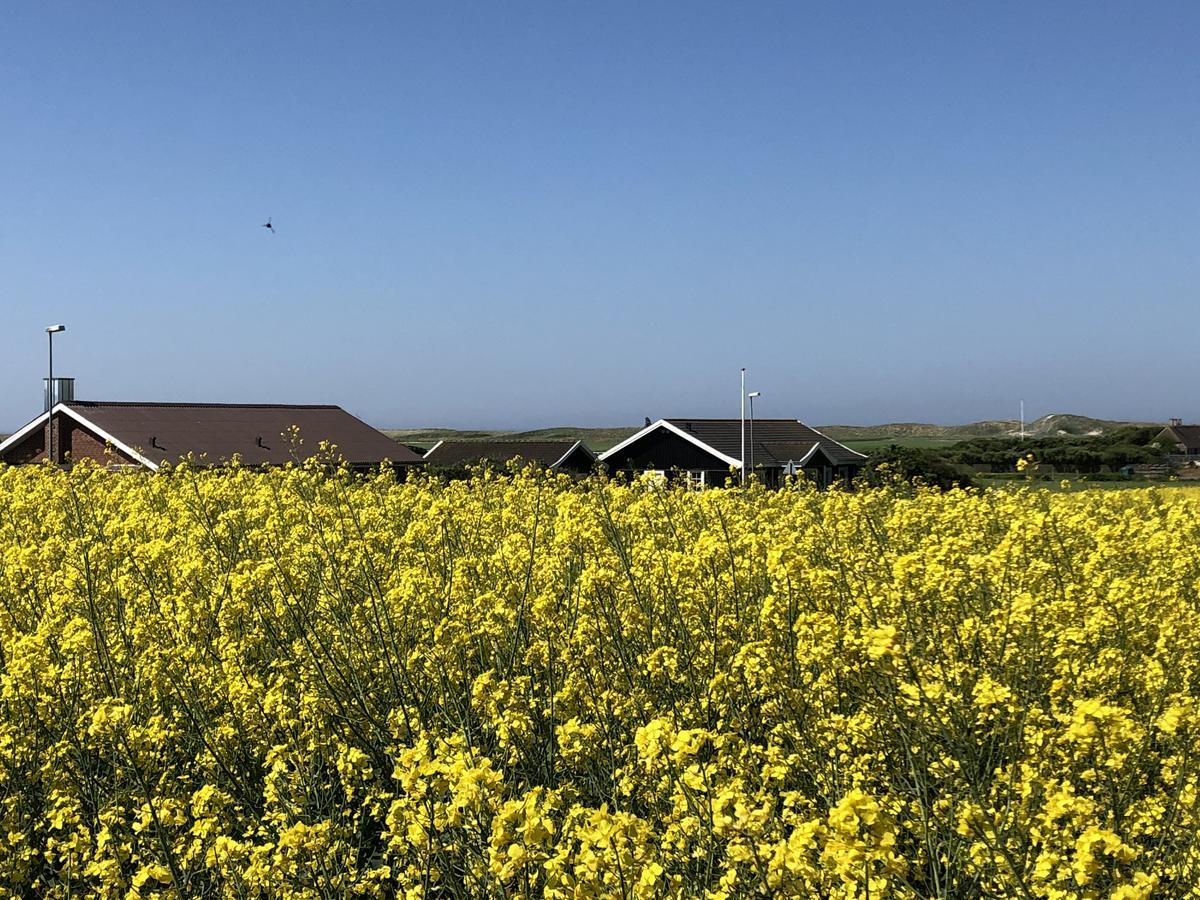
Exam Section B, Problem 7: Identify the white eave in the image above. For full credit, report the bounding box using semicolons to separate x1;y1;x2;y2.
422;439;444;459
804;422;869;459
0;410;52;458
549;439;596;469
598;420;744;469
0;404;160;471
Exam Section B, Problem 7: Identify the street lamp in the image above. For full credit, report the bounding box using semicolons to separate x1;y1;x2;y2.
45;324;65;411
739;368;746;485
747;391;761;479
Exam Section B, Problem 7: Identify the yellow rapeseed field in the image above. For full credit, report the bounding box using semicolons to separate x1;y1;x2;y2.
0;459;1197;898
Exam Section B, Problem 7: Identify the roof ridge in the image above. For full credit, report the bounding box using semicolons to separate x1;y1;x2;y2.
70;401;342;409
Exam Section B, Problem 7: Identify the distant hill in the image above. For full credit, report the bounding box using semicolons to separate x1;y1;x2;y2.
385;426;641;453
386;415;1164;455
818;414;1159;443
0;415;1167;459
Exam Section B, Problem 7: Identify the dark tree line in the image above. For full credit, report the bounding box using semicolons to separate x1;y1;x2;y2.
863;426;1167;489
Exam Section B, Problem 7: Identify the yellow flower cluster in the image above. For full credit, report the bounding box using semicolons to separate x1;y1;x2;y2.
0;460;1197;897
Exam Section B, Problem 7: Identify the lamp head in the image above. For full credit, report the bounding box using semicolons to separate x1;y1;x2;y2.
748;391;761;398
46;324;65;333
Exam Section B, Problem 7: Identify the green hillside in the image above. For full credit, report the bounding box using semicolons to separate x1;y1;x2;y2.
385;426;640;453
819;414;1158;443
385;414;1163;454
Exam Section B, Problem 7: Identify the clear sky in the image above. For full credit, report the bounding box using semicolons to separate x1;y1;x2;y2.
2;3;1197;431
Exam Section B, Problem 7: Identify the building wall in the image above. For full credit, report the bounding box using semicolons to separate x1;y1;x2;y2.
64;420;137;465
603;427;731;473
556;446;598;474
1;415;140;467
1;428;47;465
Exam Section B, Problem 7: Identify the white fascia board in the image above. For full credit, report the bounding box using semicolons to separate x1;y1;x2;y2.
804;422;869;460
793;443;842;466
423;440;444;459
56;405;160;471
550;440;596;469
794;443;822;466
598;420;742;469
0;411;52;457
597;422;663;461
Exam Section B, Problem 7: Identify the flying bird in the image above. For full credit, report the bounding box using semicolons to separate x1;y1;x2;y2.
262;217;274;233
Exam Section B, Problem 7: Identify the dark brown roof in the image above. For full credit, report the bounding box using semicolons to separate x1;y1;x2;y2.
1163;425;1200;450
663;419;866;467
66;401;423;468
424;439;594;469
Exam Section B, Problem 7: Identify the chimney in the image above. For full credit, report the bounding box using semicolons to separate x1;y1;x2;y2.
644;417;651;427
43;377;75;413
1171;418;1183;428
43;378;75;465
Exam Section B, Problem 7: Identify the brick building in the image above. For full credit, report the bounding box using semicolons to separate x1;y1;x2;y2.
0;394;424;472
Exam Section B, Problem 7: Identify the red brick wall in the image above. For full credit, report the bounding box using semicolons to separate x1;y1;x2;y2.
63;420;137;466
1;428;47;465
2;414;140;468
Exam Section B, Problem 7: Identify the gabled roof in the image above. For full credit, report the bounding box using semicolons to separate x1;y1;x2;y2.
0;401;423;469
599;418;866;468
1161;425;1200;450
424;439;596;469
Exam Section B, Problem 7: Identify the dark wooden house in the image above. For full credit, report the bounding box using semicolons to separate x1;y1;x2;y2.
599;418;866;488
423;439;596;474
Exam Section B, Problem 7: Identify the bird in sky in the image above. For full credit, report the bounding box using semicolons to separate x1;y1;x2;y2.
262;217;274;233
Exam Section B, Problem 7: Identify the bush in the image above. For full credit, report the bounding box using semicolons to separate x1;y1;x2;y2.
861;445;977;490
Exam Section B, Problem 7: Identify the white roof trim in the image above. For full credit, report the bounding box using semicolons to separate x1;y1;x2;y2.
792;443;825;466
0;411;52;458
803;422;868;459
55;405;161;471
0;405;160;470
598;420;743;469
423;439;444;459
549;439;596;469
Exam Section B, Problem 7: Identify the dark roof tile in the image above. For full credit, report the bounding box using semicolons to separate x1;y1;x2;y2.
424;440;593;468
664;418;865;466
66;401;423;467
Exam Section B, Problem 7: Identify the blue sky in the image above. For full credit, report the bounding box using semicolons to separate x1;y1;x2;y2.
2;3;1197;430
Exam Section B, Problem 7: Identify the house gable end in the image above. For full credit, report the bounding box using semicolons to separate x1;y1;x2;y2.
600;425;733;473
551;442;598;473
0;425;47;465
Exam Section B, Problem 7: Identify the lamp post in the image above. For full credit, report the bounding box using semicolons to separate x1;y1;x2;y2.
747;391;761;479
44;324;66;465
739;368;746;485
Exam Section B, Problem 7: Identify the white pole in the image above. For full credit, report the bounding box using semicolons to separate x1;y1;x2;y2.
1020;400;1025;442
740;368;746;485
